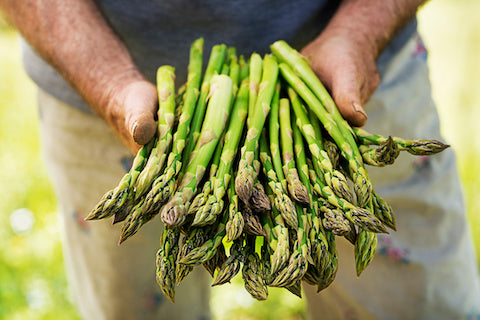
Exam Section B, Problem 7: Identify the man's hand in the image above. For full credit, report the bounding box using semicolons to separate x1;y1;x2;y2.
0;0;157;153
301;29;378;127
103;79;158;152
302;0;425;127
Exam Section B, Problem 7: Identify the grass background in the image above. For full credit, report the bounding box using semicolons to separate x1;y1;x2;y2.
0;0;478;319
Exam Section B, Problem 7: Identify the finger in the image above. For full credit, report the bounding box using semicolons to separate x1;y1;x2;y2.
330;73;368;128
124;82;158;145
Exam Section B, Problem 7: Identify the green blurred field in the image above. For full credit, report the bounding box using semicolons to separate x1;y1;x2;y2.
0;1;479;319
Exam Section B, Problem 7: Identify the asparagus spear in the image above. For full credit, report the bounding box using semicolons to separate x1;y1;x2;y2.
242;204;267;237
179;44;227;181
161;74;233;228
307;163;387;234
178;212;228;266
191;79;249;226
260;204;290;275
279;98;309;204
355;228;377;277
372;191;396;231
316;230;338;292
135;65;176;198
354;127;449;155
235;54;278;204
212;237;244;286
268;83;285;185
359;136;399;167
248;53;263;124
239;55;249;81
144;38;205;212
288;87;351;202
86;138;154;220
155;228;181;303
291;117;331;272
117;66;177;241
280;64;373;207
175;227;207;285
286;280;303;298
203;242;227;278
249;181;272;213
259;134;298;230
225;176;245;242
323;138;341;170
188;135;224;218
242;236;268;301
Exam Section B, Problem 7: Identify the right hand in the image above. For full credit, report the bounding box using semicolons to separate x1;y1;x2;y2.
102;79;158;153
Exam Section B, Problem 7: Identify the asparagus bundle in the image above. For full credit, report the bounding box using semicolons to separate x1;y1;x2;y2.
86;38;449;302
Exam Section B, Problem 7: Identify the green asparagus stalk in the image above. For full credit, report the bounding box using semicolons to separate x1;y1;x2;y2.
203;242;227;278
191;79;249;226
239;55;249;81
259;134;298;230
135;65;176;198
248;53;263;123
279;98;309;204
116;66;177;240
268;240;308;288
227;48;240;95
155;228;181;303
242;236;268;301
323;138;341;170
243;204;266;237
179;212;228;266
308;107;353;202
235;54;278;204
226;176;245;242
359;136;399;167
307;163;387;234
260;206;289;275
316;231;338;292
291;117;331;273
188;134;224;218
280;64;373;207
286;280;303;298
175;228;207;285
268;83;286;185
288;87;352;202
86;138;155;220
354;228;377;277
372;191;396;231
180;44;227;181
354;127;449;156
320;205;351;237
161;74;233;228
212;237;245;286
143;39;205;212
249;181;272;213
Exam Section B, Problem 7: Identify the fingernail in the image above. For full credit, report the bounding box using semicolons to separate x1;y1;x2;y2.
352;102;368;120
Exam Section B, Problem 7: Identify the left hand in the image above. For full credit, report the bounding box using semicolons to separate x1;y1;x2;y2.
301;26;379;128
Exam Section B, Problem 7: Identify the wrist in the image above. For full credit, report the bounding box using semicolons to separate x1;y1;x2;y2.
322;0;423;60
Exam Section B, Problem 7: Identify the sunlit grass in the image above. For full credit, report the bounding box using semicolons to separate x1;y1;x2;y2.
0;28;81;319
0;0;478;319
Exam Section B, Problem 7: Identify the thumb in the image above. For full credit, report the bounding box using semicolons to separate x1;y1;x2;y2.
330;75;368;128
123;81;158;146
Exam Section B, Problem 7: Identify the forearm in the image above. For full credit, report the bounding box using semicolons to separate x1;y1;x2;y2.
323;0;426;59
1;0;154;146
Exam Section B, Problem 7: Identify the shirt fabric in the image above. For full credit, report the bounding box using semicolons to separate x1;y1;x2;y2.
22;0;416;114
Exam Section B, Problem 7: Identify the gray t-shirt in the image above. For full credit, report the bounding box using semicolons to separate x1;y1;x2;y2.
22;0;416;114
